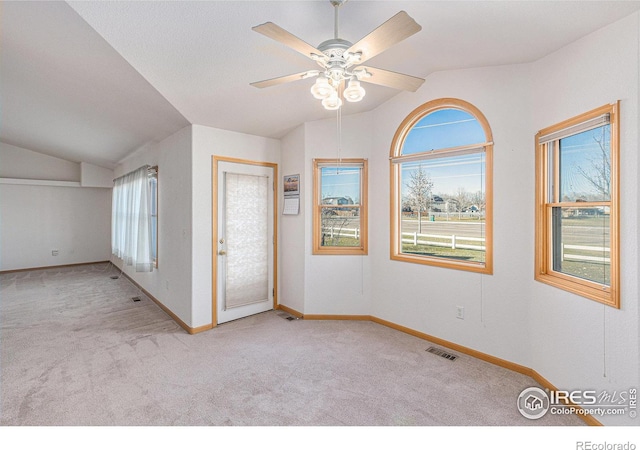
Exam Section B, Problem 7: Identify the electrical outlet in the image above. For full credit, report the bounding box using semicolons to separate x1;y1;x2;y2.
52;250;59;256
456;306;464;319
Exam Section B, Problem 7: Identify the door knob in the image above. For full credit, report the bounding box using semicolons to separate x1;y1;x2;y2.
218;250;227;255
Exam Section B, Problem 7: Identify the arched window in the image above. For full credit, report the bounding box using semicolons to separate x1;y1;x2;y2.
390;98;493;273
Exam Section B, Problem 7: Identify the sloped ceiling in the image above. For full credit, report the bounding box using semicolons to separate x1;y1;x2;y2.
2;1;639;168
0;1;190;169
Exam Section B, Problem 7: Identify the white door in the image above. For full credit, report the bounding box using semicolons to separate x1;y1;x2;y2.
216;161;275;324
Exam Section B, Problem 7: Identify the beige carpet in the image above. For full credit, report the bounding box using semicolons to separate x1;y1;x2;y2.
0;263;584;426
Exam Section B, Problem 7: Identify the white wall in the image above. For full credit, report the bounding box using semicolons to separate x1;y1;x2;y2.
0;184;111;270
301;115;373;315
81;162;113;188
191;124;280;328
280;124;306;314
529;12;639;426
367;64;535;367
0;141;80;181
112;125;193;327
0;143;110;271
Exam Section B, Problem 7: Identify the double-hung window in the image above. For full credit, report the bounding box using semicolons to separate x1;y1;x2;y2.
313;159;368;255
535;102;620;307
390;98;493;274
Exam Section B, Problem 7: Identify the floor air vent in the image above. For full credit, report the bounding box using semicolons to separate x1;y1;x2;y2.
426;346;458;361
276;311;298;321
131;296;141;302
110;275;119;279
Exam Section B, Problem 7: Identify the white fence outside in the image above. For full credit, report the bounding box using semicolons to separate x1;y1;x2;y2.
404;211;486;221
401;232;485;251
562;244;610;263
323;229;610;264
322;226;360;240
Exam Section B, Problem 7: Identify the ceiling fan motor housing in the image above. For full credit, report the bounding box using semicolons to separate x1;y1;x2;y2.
317;38;362;84
318;38;352;56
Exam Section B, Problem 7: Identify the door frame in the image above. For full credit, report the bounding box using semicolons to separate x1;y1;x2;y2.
212;156;278;327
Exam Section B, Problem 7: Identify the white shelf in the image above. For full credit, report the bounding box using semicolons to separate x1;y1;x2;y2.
0;177;81;187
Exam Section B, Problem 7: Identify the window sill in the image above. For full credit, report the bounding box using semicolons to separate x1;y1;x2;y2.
313;247;368;256
391;253;492;274
535;272;618;308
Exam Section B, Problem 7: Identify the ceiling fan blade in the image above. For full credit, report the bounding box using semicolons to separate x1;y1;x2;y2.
252;22;325;60
347;11;421;64
357;66;424;92
250;70;319;89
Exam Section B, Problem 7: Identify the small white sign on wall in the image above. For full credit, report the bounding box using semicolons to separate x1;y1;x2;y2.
283;197;299;215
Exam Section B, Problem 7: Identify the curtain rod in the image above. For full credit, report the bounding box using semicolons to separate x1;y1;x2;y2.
113;165;157;182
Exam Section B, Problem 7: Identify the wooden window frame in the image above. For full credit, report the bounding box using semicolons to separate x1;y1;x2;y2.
389;98;493;274
534;102;620;308
312;158;368;255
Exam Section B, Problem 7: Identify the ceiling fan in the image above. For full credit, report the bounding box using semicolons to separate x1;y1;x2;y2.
250;0;425;110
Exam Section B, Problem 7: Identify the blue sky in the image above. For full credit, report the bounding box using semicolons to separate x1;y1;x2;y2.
559;125;610;201
401;108;486;196
321;166;361;203
403;108;485;155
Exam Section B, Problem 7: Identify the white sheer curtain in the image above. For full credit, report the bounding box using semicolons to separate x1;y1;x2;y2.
111;165;154;272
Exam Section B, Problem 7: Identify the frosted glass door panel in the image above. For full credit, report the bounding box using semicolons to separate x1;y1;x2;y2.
224;173;269;309
216;160;274;325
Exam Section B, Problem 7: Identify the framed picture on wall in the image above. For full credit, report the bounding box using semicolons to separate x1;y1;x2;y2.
284;174;300;197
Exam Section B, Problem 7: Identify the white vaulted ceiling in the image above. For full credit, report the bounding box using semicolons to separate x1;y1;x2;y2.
2;1;640;168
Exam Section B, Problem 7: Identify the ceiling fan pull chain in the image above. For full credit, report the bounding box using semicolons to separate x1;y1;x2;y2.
336;106;342;172
334;1;340;39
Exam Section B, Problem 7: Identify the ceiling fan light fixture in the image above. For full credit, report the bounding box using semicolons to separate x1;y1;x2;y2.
343;78;365;102
322;90;343;110
311;75;333;99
